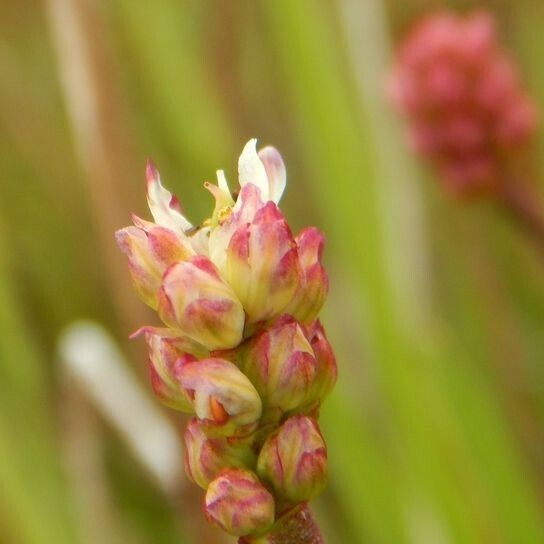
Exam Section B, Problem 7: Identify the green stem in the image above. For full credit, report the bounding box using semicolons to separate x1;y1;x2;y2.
239;504;324;544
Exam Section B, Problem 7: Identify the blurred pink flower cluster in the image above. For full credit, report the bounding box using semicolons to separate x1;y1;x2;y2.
389;10;538;194
116;140;336;539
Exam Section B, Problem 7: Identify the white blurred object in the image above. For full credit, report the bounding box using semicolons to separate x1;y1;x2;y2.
58;321;183;494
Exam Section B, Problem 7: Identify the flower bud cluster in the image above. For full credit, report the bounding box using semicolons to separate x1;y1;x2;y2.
116;140;337;539
389;10;538;195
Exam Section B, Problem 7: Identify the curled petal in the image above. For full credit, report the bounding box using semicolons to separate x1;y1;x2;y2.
178;358;262;433
157;256;245;350
238;138;269;201
146;160;193;233
258;146;286;204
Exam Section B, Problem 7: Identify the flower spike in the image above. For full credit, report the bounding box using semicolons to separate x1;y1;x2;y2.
389;10;538;195
116;140;336;542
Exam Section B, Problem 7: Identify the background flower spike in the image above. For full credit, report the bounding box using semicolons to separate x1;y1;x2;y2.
389;9;538;196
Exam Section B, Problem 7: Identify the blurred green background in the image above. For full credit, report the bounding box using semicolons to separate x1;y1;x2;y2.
2;0;544;542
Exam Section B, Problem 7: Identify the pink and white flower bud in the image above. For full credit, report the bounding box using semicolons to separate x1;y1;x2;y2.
285;227;329;324
205;468;275;537
303;321;338;403
115;222;192;309
139;328;208;411
178;358;262;435
183;419;255;489
239;316;316;415
257;416;327;504
223;196;300;323
157;256;245;350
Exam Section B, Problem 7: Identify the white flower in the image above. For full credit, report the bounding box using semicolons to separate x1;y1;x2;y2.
144;139;288;277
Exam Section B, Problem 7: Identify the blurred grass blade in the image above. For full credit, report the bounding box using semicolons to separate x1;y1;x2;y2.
263;1;544;542
0;229;79;544
338;0;432;330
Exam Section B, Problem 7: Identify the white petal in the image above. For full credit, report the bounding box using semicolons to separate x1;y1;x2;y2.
238;139;269;201
258;146;286;203
216;170;230;194
189;226;211;257
208;222;234;274
146;161;192;232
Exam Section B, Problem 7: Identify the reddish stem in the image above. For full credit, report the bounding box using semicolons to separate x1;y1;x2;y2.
239;504;324;544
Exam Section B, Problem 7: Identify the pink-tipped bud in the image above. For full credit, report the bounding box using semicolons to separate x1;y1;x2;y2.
178;358;262;435
304;320;337;402
183;419;255;489
239;316;316;415
389;9;538;195
141;328;208;411
115;223;192;308
218;188;300;324
157;256;245;350
285;227;329;324
205;468;275;537
257;415;327;504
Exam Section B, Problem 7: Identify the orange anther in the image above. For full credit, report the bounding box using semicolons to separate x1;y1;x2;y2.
210;396;229;424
